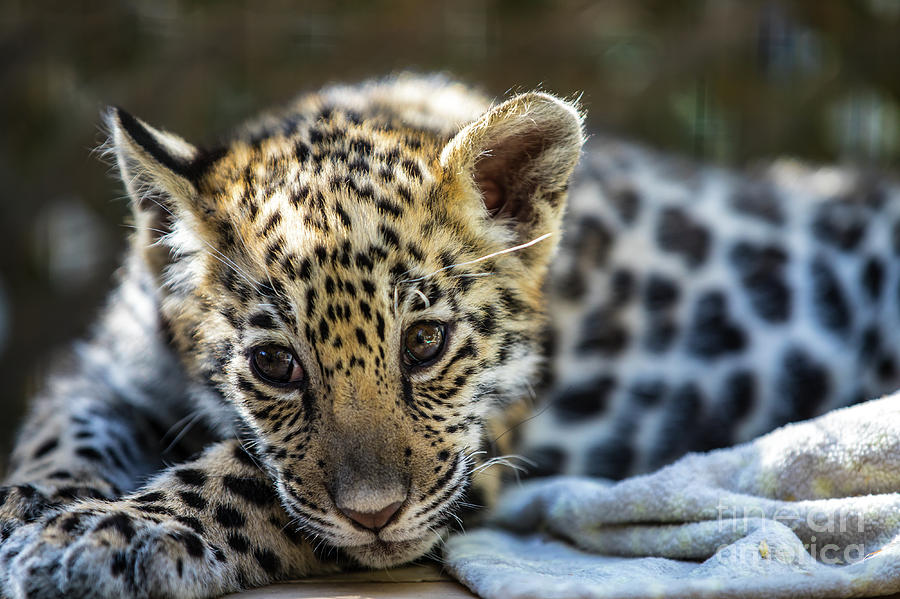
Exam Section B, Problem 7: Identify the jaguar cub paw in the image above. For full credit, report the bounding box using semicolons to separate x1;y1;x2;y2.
0;507;228;599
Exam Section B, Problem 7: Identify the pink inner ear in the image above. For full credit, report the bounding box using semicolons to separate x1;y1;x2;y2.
475;175;504;215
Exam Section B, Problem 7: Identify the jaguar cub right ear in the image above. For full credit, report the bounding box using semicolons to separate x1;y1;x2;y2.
104;108;225;274
440;91;585;242
105;107;206;215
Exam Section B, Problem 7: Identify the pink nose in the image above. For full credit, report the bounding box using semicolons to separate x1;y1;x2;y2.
339;501;403;531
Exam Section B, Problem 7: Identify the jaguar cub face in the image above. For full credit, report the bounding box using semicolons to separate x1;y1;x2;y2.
108;84;582;567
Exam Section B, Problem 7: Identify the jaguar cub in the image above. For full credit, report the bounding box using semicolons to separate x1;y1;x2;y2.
0;76;584;597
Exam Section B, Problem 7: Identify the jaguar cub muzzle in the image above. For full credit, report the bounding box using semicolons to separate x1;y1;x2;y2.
326;429;411;534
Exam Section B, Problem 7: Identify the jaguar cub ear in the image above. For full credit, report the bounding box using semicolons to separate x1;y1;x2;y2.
105;107;206;213
104;108;222;272
440;92;584;239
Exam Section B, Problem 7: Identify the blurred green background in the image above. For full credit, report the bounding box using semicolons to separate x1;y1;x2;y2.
1;0;898;460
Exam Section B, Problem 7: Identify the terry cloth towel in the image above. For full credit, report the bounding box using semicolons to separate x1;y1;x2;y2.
445;394;900;599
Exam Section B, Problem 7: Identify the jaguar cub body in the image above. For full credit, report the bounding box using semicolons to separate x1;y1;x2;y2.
0;76;584;598
528;140;900;480
5;73;898;599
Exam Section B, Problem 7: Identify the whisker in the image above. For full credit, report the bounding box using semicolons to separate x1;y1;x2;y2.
425;524;448;548
471;454;535;476
397;232;553;285
235;435;267;474
490;382;557;445
161;412;203;455
461;449;487;462
448;512;465;534
450;272;495;279
412;289;430;308
200;240;265;290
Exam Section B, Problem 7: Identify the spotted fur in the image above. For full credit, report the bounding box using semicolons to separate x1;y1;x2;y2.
0;75;583;598
523;141;900;479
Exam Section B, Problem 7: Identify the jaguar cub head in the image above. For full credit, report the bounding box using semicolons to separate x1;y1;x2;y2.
107;80;583;567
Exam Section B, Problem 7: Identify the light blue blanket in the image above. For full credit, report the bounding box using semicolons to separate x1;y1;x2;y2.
446;395;900;598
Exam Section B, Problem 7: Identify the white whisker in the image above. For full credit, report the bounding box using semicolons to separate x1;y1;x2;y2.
397;232;553;285
448;512;465;533
450;272;495;279
413;289;430;308
472;454;536;476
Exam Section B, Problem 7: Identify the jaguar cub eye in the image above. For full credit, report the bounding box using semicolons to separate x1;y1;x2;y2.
403;322;446;366
250;346;304;386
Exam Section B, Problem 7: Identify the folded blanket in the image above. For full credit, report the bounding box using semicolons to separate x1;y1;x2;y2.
445;394;900;598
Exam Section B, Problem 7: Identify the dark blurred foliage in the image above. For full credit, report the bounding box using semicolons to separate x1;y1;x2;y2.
0;0;898;458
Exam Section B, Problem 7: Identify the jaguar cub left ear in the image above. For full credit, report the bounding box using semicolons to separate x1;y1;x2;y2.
440;91;585;241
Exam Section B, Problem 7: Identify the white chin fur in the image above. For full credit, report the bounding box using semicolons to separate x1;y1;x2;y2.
342;531;445;568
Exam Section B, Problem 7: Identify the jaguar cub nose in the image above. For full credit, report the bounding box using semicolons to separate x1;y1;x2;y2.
339;501;403;531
